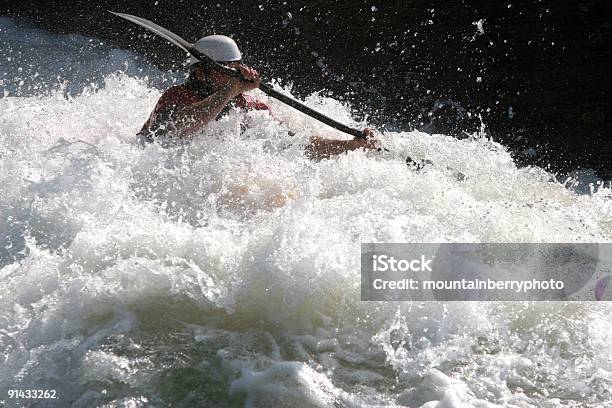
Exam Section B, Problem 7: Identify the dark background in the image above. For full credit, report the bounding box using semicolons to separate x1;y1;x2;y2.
2;0;610;179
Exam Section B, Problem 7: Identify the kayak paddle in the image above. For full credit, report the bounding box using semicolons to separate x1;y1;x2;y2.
109;11;368;140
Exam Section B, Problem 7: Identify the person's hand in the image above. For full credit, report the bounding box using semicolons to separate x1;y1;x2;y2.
354;127;380;149
226;64;261;94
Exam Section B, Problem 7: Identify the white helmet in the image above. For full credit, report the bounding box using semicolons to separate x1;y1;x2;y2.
186;35;242;67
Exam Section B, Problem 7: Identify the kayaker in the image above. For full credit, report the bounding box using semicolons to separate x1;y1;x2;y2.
138;35;379;159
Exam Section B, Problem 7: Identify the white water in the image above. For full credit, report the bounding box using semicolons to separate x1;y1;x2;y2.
1;17;612;408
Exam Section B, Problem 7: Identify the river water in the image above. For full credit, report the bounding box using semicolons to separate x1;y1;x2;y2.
1;17;612;408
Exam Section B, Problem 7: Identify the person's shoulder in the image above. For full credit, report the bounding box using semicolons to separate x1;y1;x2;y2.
161;84;193;100
156;84;197;109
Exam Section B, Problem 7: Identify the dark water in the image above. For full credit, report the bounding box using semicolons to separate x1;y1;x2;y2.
2;0;611;178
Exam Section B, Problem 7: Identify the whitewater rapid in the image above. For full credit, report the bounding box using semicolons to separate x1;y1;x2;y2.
1;17;612;407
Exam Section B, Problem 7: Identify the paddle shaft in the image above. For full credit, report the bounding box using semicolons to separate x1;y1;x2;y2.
259;84;364;138
110;11;366;140
207;62;365;139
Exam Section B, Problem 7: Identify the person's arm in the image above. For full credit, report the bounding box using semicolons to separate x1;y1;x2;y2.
305;128;379;160
175;82;241;137
176;65;261;138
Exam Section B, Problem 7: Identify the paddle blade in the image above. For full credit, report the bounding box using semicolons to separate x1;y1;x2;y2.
109;11;195;55
109;11;243;78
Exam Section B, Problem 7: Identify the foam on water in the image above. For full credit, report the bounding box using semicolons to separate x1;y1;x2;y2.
1;17;612;407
